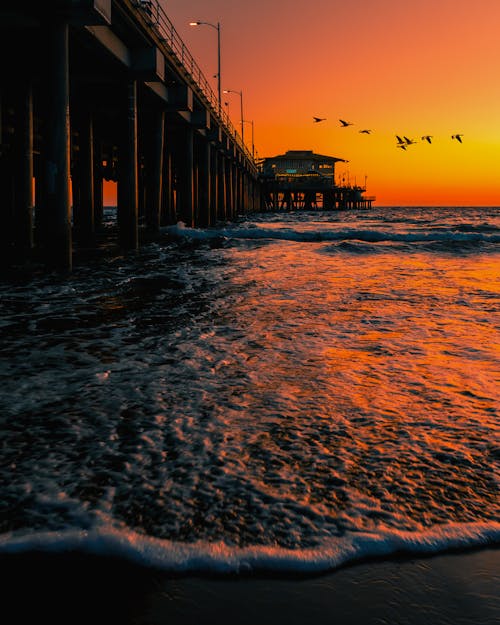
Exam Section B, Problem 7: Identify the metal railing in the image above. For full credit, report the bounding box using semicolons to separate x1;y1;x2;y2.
133;0;255;166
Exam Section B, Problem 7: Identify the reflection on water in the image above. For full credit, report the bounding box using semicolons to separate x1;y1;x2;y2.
0;207;499;564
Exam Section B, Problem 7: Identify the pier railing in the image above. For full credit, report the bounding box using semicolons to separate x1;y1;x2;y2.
133;0;254;164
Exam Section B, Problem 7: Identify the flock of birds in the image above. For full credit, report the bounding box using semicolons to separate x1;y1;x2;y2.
312;117;464;148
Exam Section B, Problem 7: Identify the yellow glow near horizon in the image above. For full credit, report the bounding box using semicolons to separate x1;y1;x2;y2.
161;0;500;207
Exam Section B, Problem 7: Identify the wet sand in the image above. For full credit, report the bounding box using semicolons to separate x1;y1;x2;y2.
2;547;499;624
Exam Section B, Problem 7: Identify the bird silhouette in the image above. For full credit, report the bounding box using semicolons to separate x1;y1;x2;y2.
339;119;353;127
451;134;463;143
313;117;326;123
359;129;372;134
404;136;417;145
397;143;407;150
421;135;433;143
395;135;406;145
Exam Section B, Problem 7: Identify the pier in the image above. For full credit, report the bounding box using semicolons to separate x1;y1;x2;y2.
0;0;261;271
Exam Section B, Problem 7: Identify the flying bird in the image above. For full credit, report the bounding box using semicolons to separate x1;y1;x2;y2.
313;116;326;123
359;129;372;134
395;135;406;145
339;119;353;127
452;134;463;143
397;143;407;150
404;136;417;145
421;135;433;143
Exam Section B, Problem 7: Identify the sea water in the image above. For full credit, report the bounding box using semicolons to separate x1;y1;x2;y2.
0;206;499;574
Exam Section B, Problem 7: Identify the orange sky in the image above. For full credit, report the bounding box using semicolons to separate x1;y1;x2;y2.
159;0;500;207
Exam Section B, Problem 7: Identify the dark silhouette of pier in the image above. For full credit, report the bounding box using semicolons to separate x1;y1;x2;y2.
0;0;261;271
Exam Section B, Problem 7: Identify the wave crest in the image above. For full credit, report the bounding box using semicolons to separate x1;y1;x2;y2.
163;223;500;246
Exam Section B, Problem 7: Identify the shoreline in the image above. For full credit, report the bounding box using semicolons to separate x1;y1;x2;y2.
2;547;498;624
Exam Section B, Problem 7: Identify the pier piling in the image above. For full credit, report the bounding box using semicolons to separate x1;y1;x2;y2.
45;21;72;270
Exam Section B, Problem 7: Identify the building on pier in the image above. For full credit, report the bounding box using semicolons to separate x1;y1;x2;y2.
259;150;375;210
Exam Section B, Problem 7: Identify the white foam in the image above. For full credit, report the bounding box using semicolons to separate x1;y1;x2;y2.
1;523;499;574
162;221;500;245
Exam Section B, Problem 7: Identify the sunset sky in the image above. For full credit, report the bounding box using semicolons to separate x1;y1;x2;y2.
162;0;500;207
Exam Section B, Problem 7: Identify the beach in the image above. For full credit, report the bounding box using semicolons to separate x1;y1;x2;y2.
2;548;499;624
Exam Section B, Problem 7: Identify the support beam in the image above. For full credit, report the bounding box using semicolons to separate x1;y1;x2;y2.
93;136;104;228
161;124;173;225
225;157;233;221
117;80;138;249
44;21;72;270
209;144;218;226
13;79;34;257
231;161;237;219
175;124;194;226
73;111;95;244
145;109;164;232
196;136;210;227
218;152;227;222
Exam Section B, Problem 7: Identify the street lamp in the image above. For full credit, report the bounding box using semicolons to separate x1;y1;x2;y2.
189;20;221;112
243;119;254;159
223;89;244;145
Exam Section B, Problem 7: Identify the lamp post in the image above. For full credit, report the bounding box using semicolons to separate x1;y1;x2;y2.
243;119;254;159
189;20;221;112
223;89;244;145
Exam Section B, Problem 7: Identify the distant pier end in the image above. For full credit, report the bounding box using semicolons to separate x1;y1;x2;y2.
259;150;375;210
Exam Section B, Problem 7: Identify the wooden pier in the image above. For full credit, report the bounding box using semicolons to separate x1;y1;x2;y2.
0;0;261;271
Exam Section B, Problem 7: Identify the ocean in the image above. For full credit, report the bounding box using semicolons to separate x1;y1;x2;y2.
1;206;499;575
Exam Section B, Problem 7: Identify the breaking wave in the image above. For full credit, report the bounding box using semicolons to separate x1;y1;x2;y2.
2;523;499;575
163;221;500;247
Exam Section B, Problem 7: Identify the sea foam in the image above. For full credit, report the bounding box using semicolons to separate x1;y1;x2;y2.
163;221;500;245
1;523;499;575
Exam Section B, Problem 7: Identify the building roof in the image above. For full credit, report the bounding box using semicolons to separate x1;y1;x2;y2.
263;150;347;163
